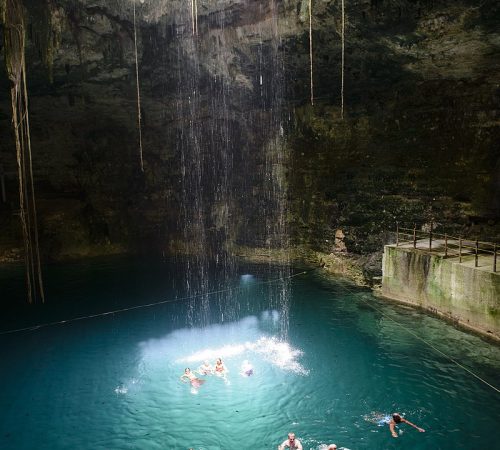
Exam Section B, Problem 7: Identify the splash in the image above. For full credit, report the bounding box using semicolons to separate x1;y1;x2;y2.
176;336;308;375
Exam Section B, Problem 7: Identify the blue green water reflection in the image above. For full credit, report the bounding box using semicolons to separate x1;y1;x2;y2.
1;257;499;449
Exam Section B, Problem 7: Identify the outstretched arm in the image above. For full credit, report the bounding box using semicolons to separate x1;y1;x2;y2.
389;420;398;438
402;418;425;432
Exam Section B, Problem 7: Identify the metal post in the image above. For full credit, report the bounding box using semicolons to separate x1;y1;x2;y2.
444;233;448;258
413;223;417;248
396;221;399;247
494;244;497;273
429;221;433;251
459;237;462;263
475;240;479;267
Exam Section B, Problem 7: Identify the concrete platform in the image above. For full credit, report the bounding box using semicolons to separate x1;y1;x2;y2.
382;243;500;340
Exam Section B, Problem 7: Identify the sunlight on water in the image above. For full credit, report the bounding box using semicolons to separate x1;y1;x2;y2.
138;313;308;376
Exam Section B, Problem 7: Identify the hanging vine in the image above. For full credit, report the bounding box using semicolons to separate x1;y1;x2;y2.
308;0;314;106
2;0;45;303
341;0;345;119
133;0;144;172
191;0;198;35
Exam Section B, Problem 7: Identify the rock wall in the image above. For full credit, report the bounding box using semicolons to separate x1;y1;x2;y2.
382;245;500;339
0;0;499;273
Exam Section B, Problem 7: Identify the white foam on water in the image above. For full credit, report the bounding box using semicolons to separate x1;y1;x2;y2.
138;313;308;375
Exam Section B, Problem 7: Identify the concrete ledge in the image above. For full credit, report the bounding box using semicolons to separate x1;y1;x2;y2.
382;245;500;340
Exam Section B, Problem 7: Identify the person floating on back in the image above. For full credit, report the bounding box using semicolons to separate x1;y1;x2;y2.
389;413;425;438
278;432;303;449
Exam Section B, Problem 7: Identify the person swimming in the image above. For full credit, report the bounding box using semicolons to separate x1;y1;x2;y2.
215;358;228;376
197;361;214;375
240;360;253;376
180;368;205;390
388;413;425;438
278;432;303;449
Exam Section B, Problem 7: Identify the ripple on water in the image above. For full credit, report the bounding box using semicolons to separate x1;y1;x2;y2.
1;266;500;449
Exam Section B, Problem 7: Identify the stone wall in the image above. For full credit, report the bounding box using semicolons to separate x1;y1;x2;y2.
0;0;499;264
382;245;500;340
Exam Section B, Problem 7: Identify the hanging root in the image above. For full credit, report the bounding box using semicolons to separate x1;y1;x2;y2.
191;0;198;35
309;0;314;106
2;0;45;303
341;0;345;119
133;0;144;172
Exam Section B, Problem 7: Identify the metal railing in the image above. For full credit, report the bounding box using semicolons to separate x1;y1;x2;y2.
395;222;498;273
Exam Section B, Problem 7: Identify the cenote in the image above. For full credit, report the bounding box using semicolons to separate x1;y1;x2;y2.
1;1;499;449
1;257;499;450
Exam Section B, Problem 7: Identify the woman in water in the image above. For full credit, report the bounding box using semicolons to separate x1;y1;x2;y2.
214;358;228;377
180;368;205;390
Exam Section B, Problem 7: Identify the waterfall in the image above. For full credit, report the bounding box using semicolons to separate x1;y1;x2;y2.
154;0;290;335
262;0;291;340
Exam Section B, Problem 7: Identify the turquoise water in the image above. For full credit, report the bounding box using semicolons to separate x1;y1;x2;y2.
1;257;499;449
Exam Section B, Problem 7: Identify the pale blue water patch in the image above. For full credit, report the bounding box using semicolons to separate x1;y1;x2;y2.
0;258;499;449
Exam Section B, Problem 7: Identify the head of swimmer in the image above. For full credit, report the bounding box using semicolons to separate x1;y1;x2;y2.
288;433;296;442
392;413;402;423
184;368;191;374
216;358;222;364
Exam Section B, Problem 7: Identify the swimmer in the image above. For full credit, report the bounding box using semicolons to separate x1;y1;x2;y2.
180;368;205;390
197;360;214;375
278;432;303;450
389;413;425;438
215;358;228;377
240;359;254;376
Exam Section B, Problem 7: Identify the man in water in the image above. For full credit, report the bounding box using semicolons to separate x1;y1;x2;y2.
278;432;303;449
389;413;425;438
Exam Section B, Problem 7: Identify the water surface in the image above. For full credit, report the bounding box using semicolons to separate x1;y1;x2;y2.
1;257;499;449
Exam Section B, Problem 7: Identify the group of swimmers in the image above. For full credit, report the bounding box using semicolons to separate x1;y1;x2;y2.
181;361;425;446
180;358;254;392
279;414;425;449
